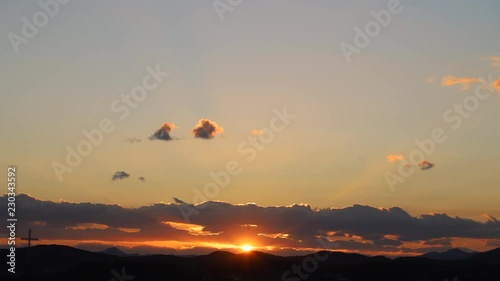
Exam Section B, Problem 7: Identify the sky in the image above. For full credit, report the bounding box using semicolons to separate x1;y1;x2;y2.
0;0;500;256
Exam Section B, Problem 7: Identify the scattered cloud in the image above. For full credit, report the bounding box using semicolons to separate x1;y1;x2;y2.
112;171;130;181
481;55;500;67
191;119;223;139
386;154;404;162
493;79;500;91
441;75;482;90
423;237;452;246
418;161;435;170
251;129;264;136
150;122;177;141
124;138;142;143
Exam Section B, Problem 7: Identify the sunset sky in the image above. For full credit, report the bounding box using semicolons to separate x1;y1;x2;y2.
1;1;500;256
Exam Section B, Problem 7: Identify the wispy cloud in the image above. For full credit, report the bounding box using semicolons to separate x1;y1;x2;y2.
386;154;404;162
481;55;500;67
493;79;500;91
124;138;142;143
251;129;264;136
441;75;483;90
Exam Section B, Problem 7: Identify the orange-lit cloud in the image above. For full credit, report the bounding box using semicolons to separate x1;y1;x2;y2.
257;233;290;239
386;154;404;162
482;214;498;223
118;227;141;233
481;55;500;67
192;119;223;139
441;75;482;90
150;122;177;141
242;224;258;228
163;221;222;236
32;221;47;226
493;79;500;91
418;160;435;170
66;223;109;230
251;129;264;136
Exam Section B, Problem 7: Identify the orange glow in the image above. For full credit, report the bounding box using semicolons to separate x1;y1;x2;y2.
162;221;222;236
241;244;253;252
117;227;141;233
386;154;404;162
66;223;108;230
257;233;289;239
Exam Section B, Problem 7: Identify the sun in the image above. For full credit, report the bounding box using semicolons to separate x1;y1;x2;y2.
240;244;253;252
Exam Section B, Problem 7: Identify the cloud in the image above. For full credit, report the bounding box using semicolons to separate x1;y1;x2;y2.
418;161;435;170
124;138;142;143
2;194;500;256
386;154;404;162
441;75;483;90
486;239;500;247
427;77;434;83
423;237;452;246
138;177;145;182
150;122;177;141
251;129;264;136
112;171;130;181
191;119;223;139
482;214;498;223
493;79;500;91
481;55;500;67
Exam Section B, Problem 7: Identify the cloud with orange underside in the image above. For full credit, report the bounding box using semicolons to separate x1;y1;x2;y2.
441;75;483;90
481;55;500;67
191;119;223;139
493;79;500;91
386;154;404;162
251;129;264;136
8;194;500;256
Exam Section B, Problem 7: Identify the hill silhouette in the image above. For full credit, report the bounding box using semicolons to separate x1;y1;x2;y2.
420;248;476;260
99;247;128;257
1;245;499;281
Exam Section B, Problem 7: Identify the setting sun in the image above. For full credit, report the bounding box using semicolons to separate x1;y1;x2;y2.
2;1;500;280
240;245;253;252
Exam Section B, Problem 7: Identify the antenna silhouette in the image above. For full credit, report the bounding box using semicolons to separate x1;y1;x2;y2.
21;229;39;277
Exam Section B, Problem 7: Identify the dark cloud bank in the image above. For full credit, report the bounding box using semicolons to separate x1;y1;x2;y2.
1;194;499;256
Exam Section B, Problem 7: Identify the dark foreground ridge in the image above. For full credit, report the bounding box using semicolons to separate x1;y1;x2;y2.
1;245;499;281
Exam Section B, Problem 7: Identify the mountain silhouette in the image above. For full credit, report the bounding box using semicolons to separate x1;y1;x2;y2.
1;245;499;281
99;247;128;257
420;248;476;260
